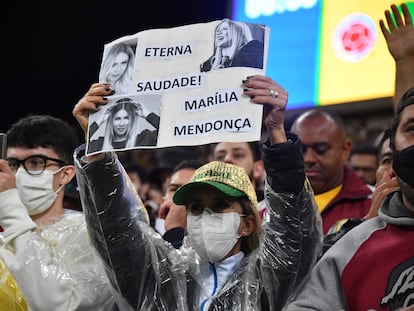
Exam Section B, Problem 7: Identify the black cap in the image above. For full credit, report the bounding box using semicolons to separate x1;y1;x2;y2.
396;86;414;114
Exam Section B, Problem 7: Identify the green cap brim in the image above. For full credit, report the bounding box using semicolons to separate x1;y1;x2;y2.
173;181;245;205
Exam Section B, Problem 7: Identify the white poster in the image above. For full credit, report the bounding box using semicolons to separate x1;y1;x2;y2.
86;19;270;155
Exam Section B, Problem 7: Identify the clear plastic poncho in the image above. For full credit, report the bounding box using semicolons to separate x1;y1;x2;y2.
0;188;119;311
74;138;322;311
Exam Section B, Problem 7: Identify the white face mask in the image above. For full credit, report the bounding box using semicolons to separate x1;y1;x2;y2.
187;208;241;263
15;167;65;216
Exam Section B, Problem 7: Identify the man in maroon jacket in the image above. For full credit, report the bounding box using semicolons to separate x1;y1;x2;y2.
290;109;372;234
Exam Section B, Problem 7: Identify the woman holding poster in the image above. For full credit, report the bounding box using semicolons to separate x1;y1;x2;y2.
72;76;321;310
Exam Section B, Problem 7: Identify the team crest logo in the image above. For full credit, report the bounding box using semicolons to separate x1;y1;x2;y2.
332;13;377;63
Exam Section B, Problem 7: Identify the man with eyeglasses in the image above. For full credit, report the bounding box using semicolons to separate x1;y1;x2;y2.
290;109;372;235
6;155;68;218
0;115;117;310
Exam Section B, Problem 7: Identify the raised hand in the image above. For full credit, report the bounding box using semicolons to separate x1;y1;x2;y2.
379;3;414;62
379;3;414;109
158;198;187;231
72;83;114;135
0;160;16;192
242;75;288;144
364;174;399;220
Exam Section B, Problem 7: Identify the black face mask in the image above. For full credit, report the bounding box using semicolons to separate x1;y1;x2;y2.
392;145;414;187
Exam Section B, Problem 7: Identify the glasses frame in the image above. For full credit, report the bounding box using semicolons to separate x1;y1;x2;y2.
7;154;67;176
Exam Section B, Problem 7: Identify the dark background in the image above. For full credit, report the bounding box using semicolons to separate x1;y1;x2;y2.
7;1;231;135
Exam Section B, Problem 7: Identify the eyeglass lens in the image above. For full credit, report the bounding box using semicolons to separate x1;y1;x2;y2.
7;155;65;175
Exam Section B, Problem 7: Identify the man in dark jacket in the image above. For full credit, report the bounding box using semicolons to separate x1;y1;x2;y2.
290;108;372;234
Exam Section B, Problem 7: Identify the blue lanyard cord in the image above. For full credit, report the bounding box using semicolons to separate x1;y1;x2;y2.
200;262;218;311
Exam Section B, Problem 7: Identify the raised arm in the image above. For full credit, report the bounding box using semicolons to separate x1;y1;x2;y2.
72;83;114;142
379;3;414;110
243;75;322;309
72;83;189;310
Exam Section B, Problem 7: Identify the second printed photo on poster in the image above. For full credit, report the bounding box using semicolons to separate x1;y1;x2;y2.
87;94;161;154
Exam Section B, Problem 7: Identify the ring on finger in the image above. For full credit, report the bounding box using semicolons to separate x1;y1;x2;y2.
269;89;279;98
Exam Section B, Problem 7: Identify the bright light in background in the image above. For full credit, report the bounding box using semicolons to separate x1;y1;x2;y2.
244;0;317;17
232;0;412;110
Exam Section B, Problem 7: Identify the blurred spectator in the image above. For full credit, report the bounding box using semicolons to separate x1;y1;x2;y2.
123;161;157;228
349;144;379;186
63;176;82;211
158;159;203;242
211;141;267;217
149;147;202;193
123;162;151;201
